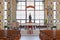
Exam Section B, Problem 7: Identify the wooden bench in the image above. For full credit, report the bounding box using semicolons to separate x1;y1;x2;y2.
0;30;9;40
39;30;60;40
39;30;53;40
54;30;60;40
0;30;21;40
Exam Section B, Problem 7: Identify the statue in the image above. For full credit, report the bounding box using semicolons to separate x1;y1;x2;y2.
29;13;32;23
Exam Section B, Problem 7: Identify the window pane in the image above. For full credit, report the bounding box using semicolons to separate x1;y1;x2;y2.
35;2;40;5
16;11;25;19
17;0;25;2
35;20;39;23
27;20;34;23
4;11;7;19
4;2;7;10
17;20;20;25
17;2;25;10
21;2;25;5
35;11;44;19
4;20;7;26
21;6;25;10
17;2;21;5
53;2;56;10
35;6;39;10
39;2;44;5
27;11;34;19
4;2;7;5
27;8;34;11
27;0;34;2
53;11;56;19
40;20;44;25
27;2;34;6
53;20;56;26
4;6;7;10
17;20;20;22
17;5;20;10
40;5;44;10
35;0;44;2
21;20;25;23
17;2;25;6
17;5;25;10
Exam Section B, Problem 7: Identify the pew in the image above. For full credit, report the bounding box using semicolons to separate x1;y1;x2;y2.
0;30;9;40
39;30;53;40
54;30;60;40
39;30;60;40
0;30;21;40
7;30;21;40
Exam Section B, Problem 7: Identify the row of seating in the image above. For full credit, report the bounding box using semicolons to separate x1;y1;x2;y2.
0;30;21;40
39;30;60;40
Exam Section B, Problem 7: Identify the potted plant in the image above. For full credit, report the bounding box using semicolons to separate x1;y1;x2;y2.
4;26;9;30
44;19;47;25
51;26;56;30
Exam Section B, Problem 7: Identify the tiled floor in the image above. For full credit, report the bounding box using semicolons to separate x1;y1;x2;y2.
20;35;40;40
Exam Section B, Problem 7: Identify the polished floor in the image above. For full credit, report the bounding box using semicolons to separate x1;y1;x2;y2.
20;28;47;40
20;35;40;40
20;30;40;40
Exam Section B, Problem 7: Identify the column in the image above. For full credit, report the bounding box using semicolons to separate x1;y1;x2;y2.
7;0;12;27
11;0;19;28
44;0;48;25
56;0;60;30
45;0;53;29
11;0;16;22
0;0;4;30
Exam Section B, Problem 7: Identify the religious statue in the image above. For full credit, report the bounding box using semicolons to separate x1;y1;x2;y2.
29;13;32;23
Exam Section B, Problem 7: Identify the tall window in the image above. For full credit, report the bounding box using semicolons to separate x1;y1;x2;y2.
16;1;25;23
53;2;56;26
4;0;56;26
35;1;44;25
4;2;7;26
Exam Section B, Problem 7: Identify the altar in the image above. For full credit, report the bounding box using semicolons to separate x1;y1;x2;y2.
20;23;40;26
20;23;40;34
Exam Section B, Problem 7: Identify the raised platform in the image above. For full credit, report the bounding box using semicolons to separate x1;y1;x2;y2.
20;23;46;26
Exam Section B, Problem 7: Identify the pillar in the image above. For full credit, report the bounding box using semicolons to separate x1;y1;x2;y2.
44;0;48;25
11;0;19;28
56;0;60;30
11;0;16;22
0;0;4;30
7;0;12;27
45;0;53;29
